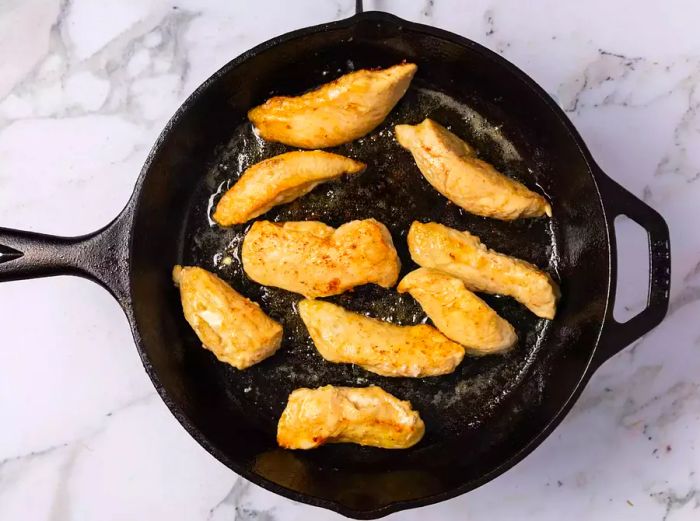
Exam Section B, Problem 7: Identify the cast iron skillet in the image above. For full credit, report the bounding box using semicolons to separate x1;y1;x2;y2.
0;4;671;519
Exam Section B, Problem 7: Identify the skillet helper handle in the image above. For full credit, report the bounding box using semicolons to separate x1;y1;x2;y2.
593;170;671;366
0;200;134;305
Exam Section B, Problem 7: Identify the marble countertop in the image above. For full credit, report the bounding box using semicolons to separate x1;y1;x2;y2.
1;1;699;519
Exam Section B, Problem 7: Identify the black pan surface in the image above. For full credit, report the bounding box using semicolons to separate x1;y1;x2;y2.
126;16;613;516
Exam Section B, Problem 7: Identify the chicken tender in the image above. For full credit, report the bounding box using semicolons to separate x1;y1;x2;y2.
249;63;417;148
277;385;425;449
395;119;551;220
407;222;559;319
298;299;465;377
213;151;366;226
398;268;517;354
173;266;282;369
242;219;400;298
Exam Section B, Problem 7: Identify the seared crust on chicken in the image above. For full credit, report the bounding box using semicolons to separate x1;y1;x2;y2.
277;385;425;449
242;219;401;298
398;268;517;354
298;299;465;377
407;222;559;319
249;63;417;148
173;266;283;369
395;119;551;220
213;151;366;226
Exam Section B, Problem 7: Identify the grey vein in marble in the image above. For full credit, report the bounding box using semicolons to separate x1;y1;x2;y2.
208;479;276;521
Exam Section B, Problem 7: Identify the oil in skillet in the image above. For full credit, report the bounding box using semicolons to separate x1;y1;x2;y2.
180;82;559;443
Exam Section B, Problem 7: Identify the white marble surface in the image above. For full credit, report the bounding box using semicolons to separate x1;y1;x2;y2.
1;1;699;519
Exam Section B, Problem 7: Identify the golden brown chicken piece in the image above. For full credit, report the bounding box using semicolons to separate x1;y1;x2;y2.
298;299;465;377
395;119;551;220
398;268;517;354
277;385;425;449
213;151;366;226
242;219;400;298
248;63;417;148
173;266;282;369
407;222;559;319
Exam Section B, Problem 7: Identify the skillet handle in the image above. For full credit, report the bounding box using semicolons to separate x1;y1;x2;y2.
593;170;671;367
0;199;134;306
356;0;363;14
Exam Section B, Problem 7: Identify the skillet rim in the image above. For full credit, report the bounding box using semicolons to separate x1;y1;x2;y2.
126;10;612;519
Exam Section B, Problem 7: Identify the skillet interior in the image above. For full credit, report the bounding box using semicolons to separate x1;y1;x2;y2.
129;14;610;516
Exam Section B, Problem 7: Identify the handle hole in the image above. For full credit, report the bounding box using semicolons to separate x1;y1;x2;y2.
613;215;651;322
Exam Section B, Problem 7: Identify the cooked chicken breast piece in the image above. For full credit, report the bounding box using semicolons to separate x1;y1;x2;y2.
213;151;366;226
277;385;425;449
395;119;551;220
249;63;417;148
298;299;465;377
242;219;400;298
173;266;282;369
407;222;559;319
398;268;517;354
